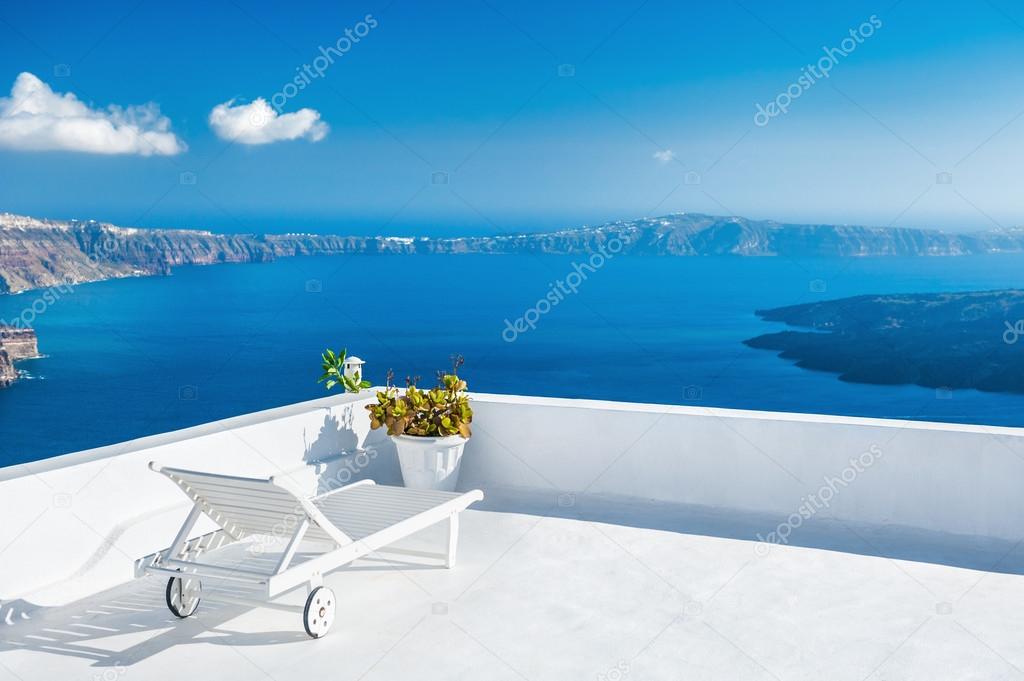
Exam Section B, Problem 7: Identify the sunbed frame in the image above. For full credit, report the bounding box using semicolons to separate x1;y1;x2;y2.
143;462;483;637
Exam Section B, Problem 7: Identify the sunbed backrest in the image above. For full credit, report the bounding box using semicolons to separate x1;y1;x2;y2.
158;466;307;540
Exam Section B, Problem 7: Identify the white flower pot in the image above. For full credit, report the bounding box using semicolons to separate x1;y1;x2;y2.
392;434;468;491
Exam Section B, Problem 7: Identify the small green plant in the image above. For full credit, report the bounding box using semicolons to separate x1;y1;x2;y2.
366;356;473;438
318;348;371;393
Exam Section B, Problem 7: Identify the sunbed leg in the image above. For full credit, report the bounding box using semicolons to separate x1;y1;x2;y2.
308;572;323;593
446;513;459;569
167;504;203;561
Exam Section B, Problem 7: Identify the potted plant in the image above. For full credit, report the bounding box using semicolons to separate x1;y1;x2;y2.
366;356;473;491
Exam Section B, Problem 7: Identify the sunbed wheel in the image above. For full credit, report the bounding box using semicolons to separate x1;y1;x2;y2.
303;586;336;638
165;575;202;618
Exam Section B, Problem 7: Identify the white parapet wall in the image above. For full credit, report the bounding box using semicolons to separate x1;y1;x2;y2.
2;391;1024;607
459;395;1024;540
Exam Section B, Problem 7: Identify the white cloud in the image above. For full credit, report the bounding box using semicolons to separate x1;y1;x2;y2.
0;72;185;156
653;149;675;164
208;99;328;145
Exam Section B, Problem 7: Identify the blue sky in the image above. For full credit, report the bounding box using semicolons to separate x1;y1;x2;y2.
0;0;1022;235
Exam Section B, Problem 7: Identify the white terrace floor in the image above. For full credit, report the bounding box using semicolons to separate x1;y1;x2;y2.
3;496;1024;681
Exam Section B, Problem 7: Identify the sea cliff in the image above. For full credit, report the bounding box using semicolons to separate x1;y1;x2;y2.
5;211;1024;296
0;327;39;387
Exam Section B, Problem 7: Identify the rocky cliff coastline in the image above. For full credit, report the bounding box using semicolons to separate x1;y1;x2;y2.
5;211;1024;296
0;326;39;387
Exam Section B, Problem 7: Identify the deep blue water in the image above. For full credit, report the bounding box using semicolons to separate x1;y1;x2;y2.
3;253;1024;467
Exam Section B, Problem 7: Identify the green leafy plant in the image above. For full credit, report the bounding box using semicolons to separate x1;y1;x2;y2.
319;348;371;393
366;356;473;438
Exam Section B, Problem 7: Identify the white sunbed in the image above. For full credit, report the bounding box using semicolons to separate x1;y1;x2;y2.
142;462;484;638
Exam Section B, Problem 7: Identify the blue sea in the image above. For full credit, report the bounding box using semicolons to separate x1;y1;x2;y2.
3;253;1024;467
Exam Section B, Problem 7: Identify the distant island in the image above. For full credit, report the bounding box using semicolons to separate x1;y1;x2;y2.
0;327;39;387
5;211;1024;295
745;290;1024;393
